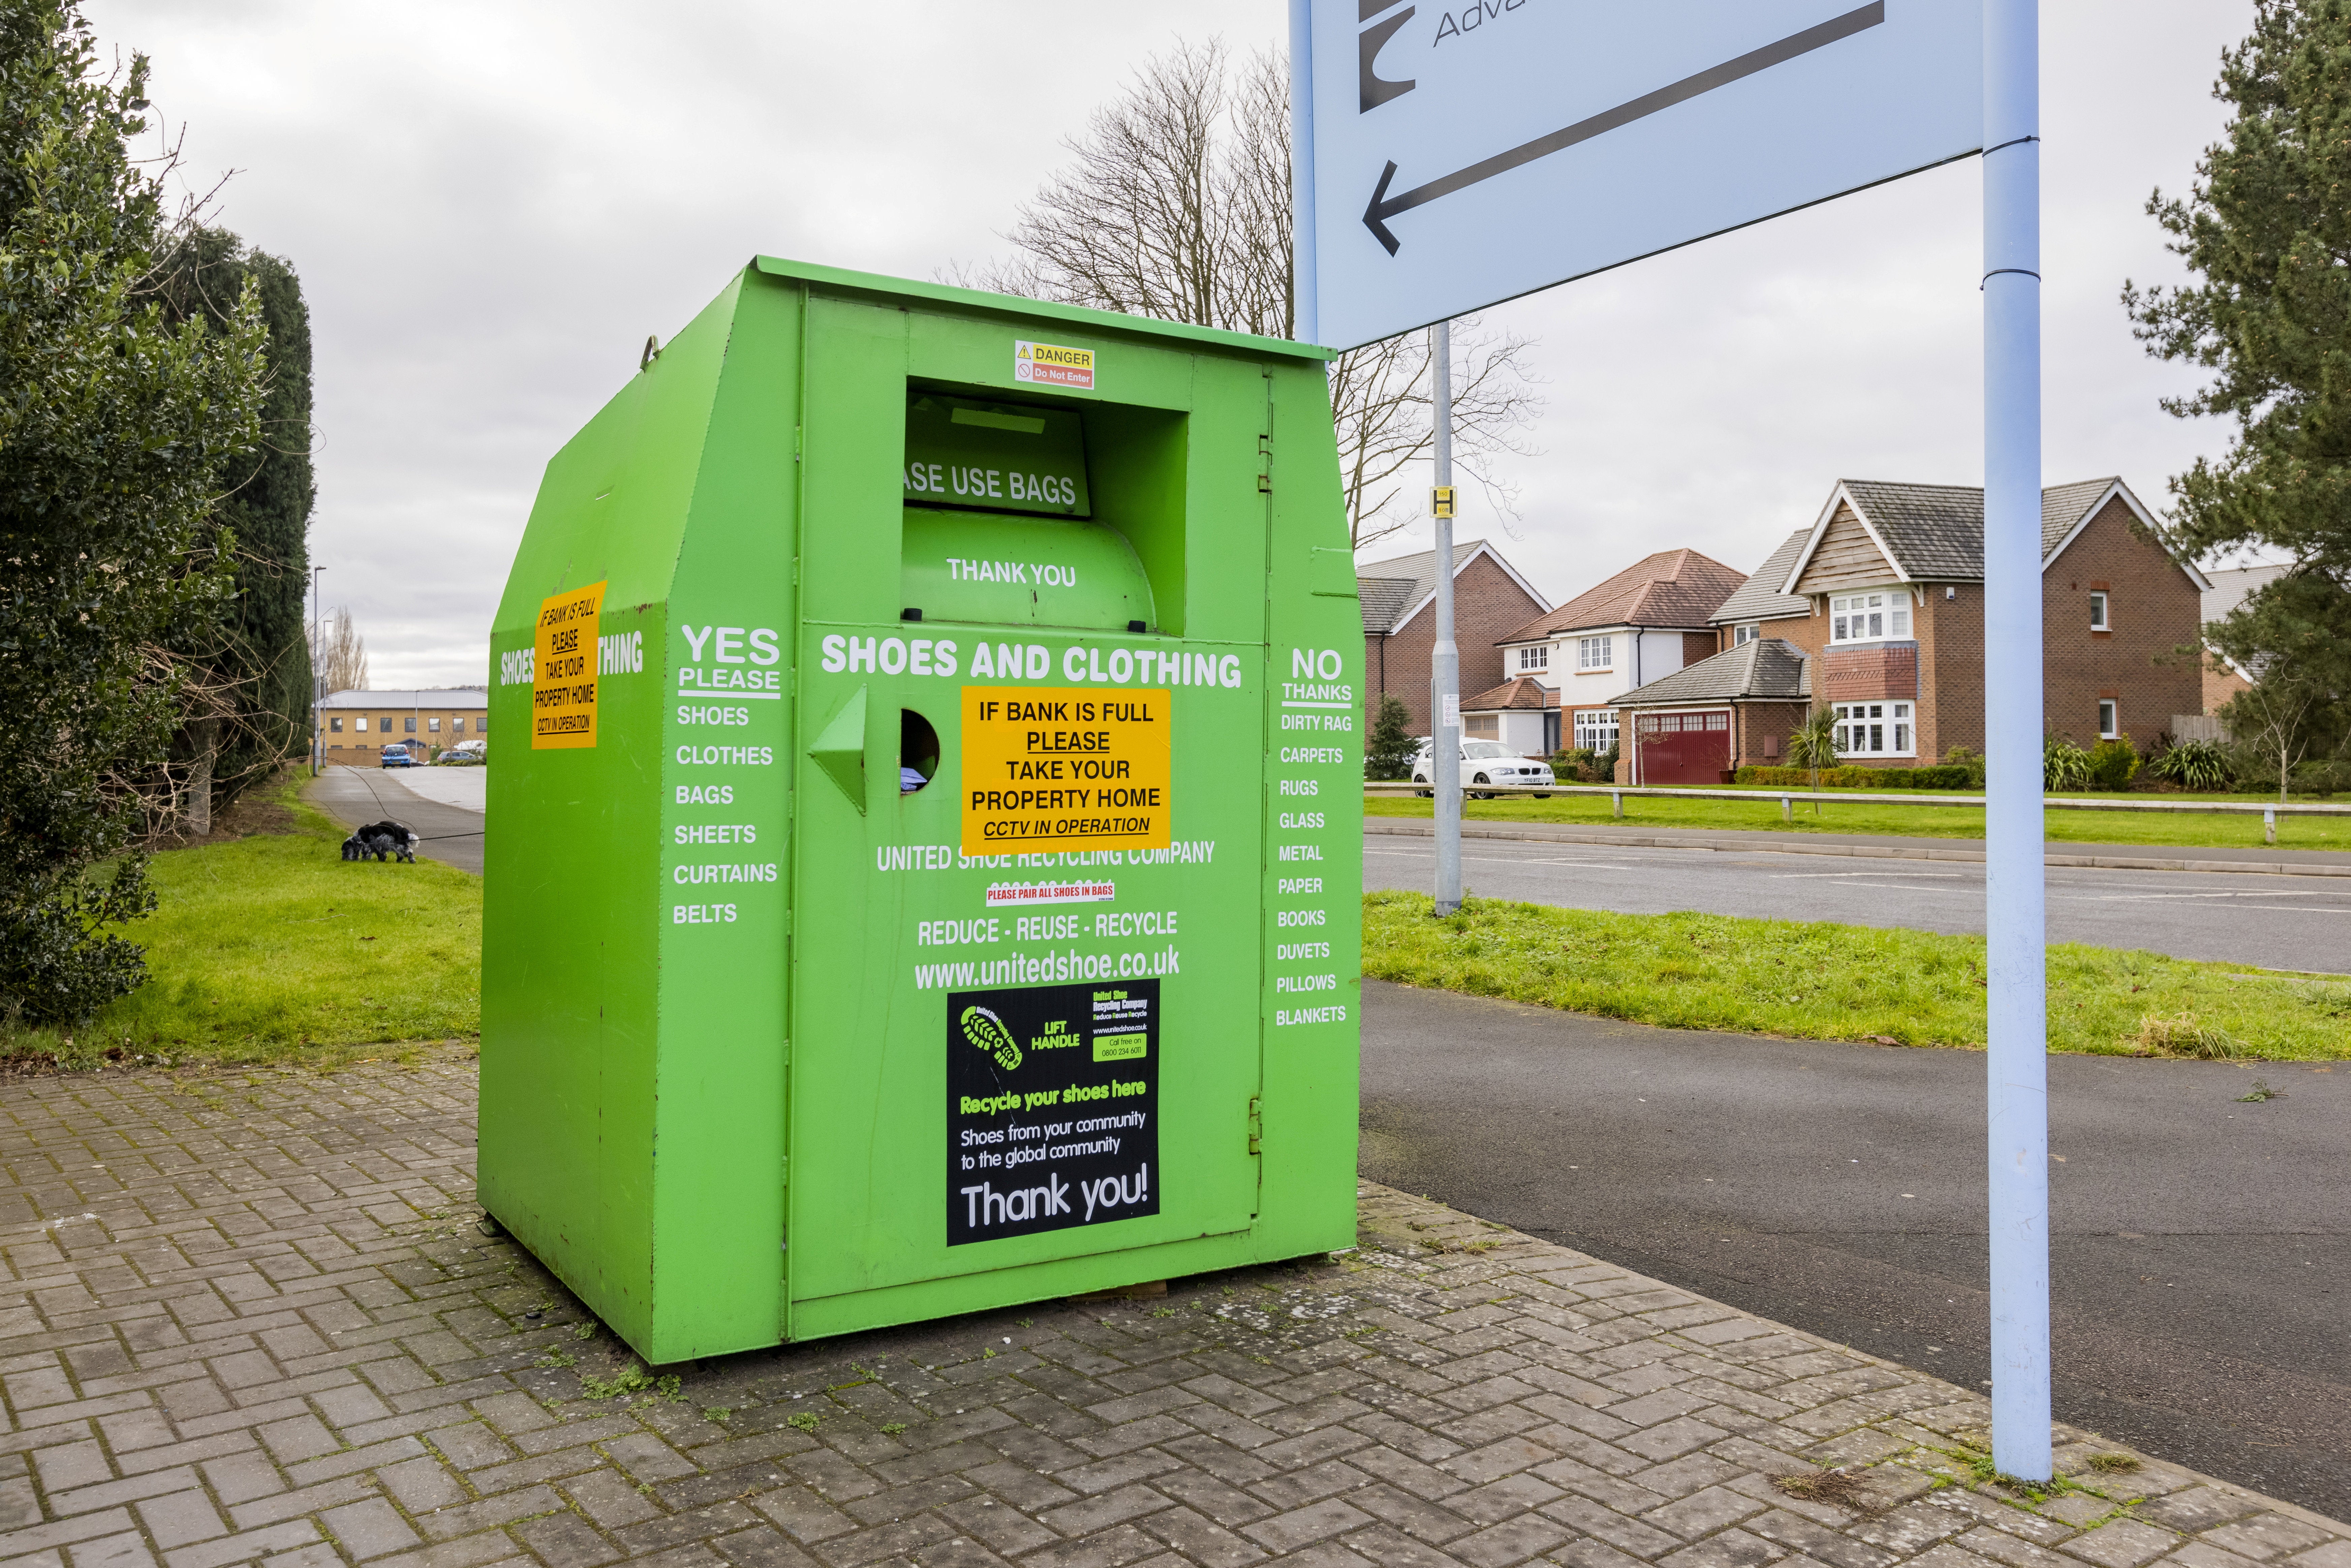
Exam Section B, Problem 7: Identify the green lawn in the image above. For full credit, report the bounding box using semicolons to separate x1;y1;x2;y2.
1365;790;2351;852
3;779;480;1068
1364;889;2351;1060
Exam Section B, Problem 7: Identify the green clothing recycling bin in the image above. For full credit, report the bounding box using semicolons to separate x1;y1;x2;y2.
482;257;1364;1363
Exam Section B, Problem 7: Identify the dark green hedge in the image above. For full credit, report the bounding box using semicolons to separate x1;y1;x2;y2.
1732;764;1978;790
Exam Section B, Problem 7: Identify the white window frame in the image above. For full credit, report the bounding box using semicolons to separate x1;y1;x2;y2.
1576;635;1613;671
2088;591;2109;631
1516;644;1549;672
1828;589;1913;645
1732;624;1758;646
1831;701;1915;758
2097;699;2118;739
1572;710;1619;752
354;716;367;732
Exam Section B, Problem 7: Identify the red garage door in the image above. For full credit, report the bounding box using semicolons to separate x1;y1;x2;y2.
1635;711;1731;785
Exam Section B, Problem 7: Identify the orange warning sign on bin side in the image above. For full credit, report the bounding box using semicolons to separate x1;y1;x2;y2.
532;580;607;749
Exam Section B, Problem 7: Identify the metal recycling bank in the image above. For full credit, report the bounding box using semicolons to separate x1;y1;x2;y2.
480;258;1364;1363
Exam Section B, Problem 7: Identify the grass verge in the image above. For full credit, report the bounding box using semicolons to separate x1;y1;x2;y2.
1363;889;2351;1060
1;775;480;1070
1362;791;2351;851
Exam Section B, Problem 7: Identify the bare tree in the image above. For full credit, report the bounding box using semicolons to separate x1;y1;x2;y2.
953;40;1541;554
312;606;368;695
2221;676;2320;805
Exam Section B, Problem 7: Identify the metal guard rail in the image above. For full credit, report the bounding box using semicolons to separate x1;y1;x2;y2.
1361;781;2351;817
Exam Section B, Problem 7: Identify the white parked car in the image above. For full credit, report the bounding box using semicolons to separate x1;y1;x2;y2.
1412;740;1555;799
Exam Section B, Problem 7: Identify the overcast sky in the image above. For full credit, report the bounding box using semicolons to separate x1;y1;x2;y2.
94;0;2256;690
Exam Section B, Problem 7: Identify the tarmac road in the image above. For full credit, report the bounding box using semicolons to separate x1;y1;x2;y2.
1366;834;2351;972
1359;977;2351;1520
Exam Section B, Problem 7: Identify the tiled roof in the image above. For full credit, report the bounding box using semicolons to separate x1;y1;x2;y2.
2041;479;2117;556
319;688;488;708
1497;548;1744;643
1708;528;1812;625
1612;639;1810;708
2201;563;2288;625
1805;479;2126;585
1462;676;1558;712
1357;540;1484;635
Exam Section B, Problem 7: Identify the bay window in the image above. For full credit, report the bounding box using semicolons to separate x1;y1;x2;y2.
1832;701;1913;757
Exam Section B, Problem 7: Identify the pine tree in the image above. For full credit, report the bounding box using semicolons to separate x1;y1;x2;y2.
1365;693;1415;780
2125;0;2351;752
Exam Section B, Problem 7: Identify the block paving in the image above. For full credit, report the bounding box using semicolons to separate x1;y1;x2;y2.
3;1052;2345;1568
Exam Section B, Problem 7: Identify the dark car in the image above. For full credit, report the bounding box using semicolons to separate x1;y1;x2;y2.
379;743;418;768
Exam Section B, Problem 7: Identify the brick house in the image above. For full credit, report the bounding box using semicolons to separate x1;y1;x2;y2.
1359;540;1550;735
2197;563;2286;719
1611;478;2210;778
1613;639;1811;785
1488;548;1747;757
318;687;489;763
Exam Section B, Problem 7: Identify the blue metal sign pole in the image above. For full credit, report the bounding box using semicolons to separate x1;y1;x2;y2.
1981;0;2051;1483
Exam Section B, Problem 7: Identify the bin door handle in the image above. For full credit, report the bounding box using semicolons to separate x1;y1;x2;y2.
809;685;868;814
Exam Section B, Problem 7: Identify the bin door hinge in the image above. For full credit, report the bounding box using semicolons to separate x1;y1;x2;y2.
779;1156;789;1188
1256;434;1273;494
794;425;803;462
1246;1097;1263;1155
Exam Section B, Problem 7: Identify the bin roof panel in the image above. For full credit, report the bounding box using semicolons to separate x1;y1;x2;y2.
753;256;1338;362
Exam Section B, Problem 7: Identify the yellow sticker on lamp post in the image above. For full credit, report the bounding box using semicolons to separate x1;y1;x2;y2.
532;580;606;748
960;685;1170;855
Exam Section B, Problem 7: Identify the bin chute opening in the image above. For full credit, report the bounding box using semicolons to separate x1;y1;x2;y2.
901;709;940;794
905;394;1088;517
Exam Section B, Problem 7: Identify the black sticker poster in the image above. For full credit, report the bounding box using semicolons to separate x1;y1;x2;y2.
947;979;1159;1246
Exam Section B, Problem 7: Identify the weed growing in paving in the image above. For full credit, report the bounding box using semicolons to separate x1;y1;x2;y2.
1771;1469;1872;1509
786;1411;821;1432
2086;1453;2142;1473
1363;892;2351;1059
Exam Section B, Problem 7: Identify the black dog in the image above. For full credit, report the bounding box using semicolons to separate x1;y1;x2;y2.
341;821;419;863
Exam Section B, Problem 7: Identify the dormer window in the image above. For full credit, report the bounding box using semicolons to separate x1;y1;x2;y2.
1830;591;1912;643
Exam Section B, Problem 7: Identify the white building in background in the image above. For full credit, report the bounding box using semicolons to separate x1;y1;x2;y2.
1467;548;1749;758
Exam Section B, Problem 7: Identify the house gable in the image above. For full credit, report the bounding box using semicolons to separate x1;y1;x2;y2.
1790;501;1903;596
2041;481;2213;591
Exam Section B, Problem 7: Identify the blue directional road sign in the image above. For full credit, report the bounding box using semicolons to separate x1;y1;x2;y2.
1296;0;1983;349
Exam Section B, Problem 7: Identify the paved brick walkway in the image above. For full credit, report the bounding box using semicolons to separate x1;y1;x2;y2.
3;1055;2345;1568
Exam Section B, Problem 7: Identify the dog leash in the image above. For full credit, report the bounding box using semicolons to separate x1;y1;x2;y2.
340;768;486;842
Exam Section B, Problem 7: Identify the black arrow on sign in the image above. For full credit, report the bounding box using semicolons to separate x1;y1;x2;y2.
1363;1;1886;255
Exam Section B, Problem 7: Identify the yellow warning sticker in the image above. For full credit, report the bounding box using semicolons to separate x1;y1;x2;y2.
531;580;606;749
1014;339;1094;391
960;685;1170;855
